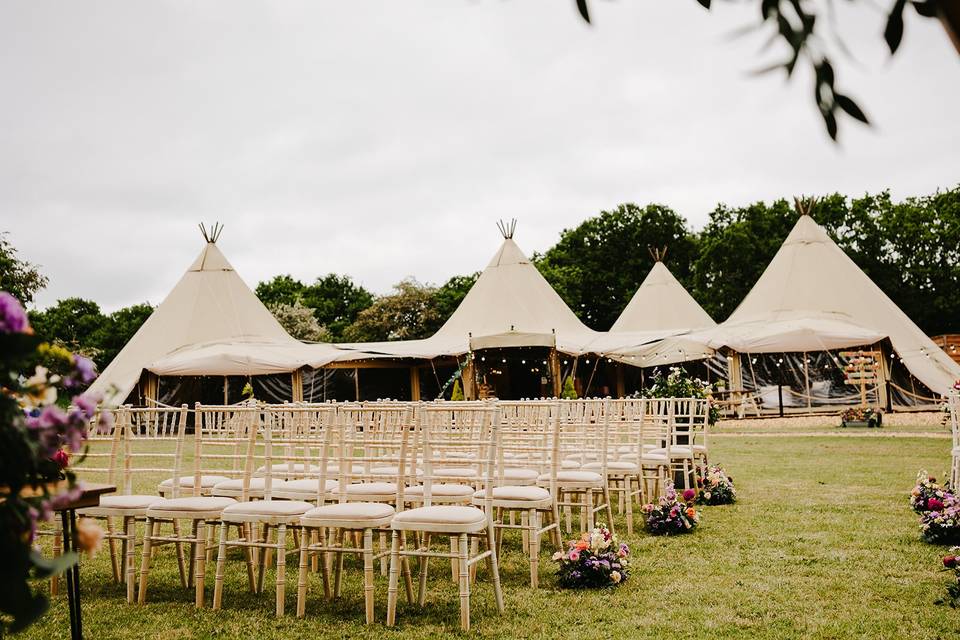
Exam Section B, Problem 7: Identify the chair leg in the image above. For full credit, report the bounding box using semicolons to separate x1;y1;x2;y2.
603;486;615;533
585;489;595;531
485;525;504;614
188;520;198;588
296;526;310;618
213;520;229;610
449;534;459;582
257;525;270;594
276;523;288;616
379;531;389;576
333;528;345;599
417;533;431;606
137;517;153;604
172;519;187;588
51;520;62;596
244;524;256;592
124;517;136;604
195;520;207;608
362;528;375;624
457;533;470;632
385;531;401;627
107;517;120;583
528;508;539;589
400;532;415;604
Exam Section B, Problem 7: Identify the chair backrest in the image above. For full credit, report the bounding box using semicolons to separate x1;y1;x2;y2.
950;391;960;453
263;403;335;482
557;399;610;475
608;398;646;462
73;405;125;488
495;399;557;479
121;405;189;497
191;403;262;499
333;403;416;507
672;397;709;450
418;402;499;508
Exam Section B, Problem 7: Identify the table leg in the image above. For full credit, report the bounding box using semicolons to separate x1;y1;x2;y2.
62;509;82;640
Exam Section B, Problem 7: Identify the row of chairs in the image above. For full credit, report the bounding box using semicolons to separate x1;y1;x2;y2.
70;397;709;631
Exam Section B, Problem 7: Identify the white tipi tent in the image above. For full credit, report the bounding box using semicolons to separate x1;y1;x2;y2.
610;259;715;333
704;212;960;397
88;226;315;404
335;220;599;359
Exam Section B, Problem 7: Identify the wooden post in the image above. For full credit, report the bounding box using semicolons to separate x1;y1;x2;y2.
142;372;159;407
876;343;890;411
727;351;743;414
548;349;562;398
803;352;811;413
223;377;229;405
291;369;304;403
354;367;360;401
462;357;476;401
615;363;625;399
409;366;421;401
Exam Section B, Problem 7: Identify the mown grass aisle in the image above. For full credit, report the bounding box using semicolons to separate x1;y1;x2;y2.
23;434;960;639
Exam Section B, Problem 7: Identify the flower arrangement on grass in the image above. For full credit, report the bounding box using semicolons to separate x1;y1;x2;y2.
0;291;110;633
937;550;960;607
696;465;736;505
911;470;951;513
553;523;629;589
642;483;701;535
840;406;882;428
921;498;960;545
638;366;721;425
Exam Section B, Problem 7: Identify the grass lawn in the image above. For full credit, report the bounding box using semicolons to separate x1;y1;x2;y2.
21;432;960;639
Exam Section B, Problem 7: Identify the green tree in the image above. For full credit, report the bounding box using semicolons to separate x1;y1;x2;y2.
432;273;479;326
0;232;48;305
343;278;442;342
535;203;698;330
255;274;305;308
267;301;331;342
28;298;107;362
256;273;374;341
561;375;578;399
93;303;154;368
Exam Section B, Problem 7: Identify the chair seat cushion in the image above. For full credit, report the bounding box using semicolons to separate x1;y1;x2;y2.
502;468;538;481
538;470;603;486
301;502;396;528
222;499;314;518
344;482;398;496
405;483;475;498
561;459;581;469
255;463;318;476
271;478;339;497
369;465;423;477
391;505;487;533
432;467;479;479
82;494;162;512
212;478;267;495
473;486;550;503
582;461;638;473
641;454;668;465
147;496;236;514
158;475;231;490
647;446;694;458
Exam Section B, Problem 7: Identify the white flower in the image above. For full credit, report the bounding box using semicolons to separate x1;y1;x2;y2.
23;366;58;407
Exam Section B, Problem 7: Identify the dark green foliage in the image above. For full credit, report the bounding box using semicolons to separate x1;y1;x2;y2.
534;203;697;330
255;273;374;342
0;233;48;305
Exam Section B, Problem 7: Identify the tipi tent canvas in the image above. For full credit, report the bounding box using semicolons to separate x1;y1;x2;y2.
88;227;314;404
703;212;960;407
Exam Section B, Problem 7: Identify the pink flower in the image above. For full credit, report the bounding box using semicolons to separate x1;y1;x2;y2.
568;550;580;562
52;449;70;469
944;555;958;569
682;489;696;502
929;498;944;512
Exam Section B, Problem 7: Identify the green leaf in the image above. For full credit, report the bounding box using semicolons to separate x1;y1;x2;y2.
836;94;870;124
885;0;908;53
576;0;590;23
30;550;79;578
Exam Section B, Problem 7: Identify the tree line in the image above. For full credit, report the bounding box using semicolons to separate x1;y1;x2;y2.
4;184;957;371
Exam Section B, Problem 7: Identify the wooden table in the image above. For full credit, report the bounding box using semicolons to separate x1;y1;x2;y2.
51;483;116;640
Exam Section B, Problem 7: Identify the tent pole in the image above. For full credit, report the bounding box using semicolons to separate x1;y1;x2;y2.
354;367;360;401
549;349;561;398
876;343;890;411
292;369;304;403
223;376;228;405
615;363;625;398
803;352;811;413
462;357;476;400
409;366;421;401
727;351;743;417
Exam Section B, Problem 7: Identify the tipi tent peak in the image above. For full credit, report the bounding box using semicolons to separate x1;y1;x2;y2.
87;230;301;405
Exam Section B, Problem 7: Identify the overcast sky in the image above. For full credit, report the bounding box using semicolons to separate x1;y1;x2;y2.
2;1;958;312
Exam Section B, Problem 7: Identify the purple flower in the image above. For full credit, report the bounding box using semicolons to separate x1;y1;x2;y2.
0;291;29;333
70;354;97;386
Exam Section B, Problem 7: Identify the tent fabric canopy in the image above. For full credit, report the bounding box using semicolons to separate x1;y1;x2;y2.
88;241;302;404
701;214;960;395
610;261;716;333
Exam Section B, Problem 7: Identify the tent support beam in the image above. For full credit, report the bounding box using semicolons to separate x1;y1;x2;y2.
409;366;421;401
549;349;562;398
291;369;304;403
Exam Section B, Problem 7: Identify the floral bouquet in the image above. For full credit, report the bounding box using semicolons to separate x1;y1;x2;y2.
0;292;109;633
938;550;960;607
911;470;952;514
638;366;721;426
696;465;736;505
840;406;882;428
642;483;700;535
553;523;629;589
920;494;960;544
